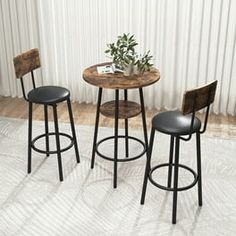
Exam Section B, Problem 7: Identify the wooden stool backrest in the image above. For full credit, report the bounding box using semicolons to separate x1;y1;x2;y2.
182;80;217;115
13;48;40;78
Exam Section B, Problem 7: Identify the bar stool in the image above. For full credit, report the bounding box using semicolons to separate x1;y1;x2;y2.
13;48;80;181
140;80;217;224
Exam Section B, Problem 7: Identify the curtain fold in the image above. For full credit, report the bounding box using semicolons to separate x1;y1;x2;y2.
0;0;235;115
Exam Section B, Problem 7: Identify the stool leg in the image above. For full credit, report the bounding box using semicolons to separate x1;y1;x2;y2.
28;102;33;174
139;88;149;155
91;88;103;169
52;104;63;181
172;137;180;224
141;127;155;204
44;105;50;157
114;89;119;188
167;135;174;188
124;89;129;157
67;99;80;163
196;132;203;206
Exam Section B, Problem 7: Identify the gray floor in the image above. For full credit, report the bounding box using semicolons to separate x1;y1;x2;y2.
0;117;236;235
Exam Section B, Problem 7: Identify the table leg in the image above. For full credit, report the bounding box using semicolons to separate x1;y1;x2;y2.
139;88;148;157
91;88;103;169
124;89;129;157
114;89;119;188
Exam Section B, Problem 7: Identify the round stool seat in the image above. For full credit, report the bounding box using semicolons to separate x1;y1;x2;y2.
28;86;70;104
152;110;201;135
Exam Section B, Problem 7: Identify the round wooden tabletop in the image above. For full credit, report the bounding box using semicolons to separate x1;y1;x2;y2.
83;63;160;89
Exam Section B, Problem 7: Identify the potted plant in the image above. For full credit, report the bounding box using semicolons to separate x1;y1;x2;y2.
105;33;137;75
105;33;153;76
135;50;153;74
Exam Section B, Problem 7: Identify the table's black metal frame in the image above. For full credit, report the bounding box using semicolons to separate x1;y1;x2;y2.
91;87;148;188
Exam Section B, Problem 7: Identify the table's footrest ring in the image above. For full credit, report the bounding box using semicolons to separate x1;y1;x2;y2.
96;135;146;162
31;132;74;155
149;163;198;192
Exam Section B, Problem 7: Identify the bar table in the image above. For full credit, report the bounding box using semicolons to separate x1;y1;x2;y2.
83;63;160;188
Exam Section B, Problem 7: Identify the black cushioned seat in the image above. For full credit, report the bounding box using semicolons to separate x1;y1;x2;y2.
28;86;70;104
152;110;201;135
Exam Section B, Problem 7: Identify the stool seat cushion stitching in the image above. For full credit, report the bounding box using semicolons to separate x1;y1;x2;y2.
28;86;70;104
152;110;201;135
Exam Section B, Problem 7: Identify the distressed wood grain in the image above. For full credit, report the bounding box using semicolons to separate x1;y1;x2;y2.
100;100;141;119
83;62;160;89
182;81;217;115
13;48;40;78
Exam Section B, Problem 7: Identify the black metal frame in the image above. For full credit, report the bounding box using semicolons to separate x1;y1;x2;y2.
141;129;203;224
24;70;80;182
96;135;146;162
27;98;80;181
91;88;148;188
124;89;129;157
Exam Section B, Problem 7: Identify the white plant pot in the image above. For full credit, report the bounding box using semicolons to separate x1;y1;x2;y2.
133;65;140;75
123;64;133;76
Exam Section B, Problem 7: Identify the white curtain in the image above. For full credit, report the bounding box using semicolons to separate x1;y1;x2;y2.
0;0;235;115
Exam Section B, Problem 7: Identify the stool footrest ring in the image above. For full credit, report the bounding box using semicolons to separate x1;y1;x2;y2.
31;132;74;155
96;135;146;162
149;163;198;191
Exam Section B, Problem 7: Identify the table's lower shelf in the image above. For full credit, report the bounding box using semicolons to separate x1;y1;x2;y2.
100;100;141;119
